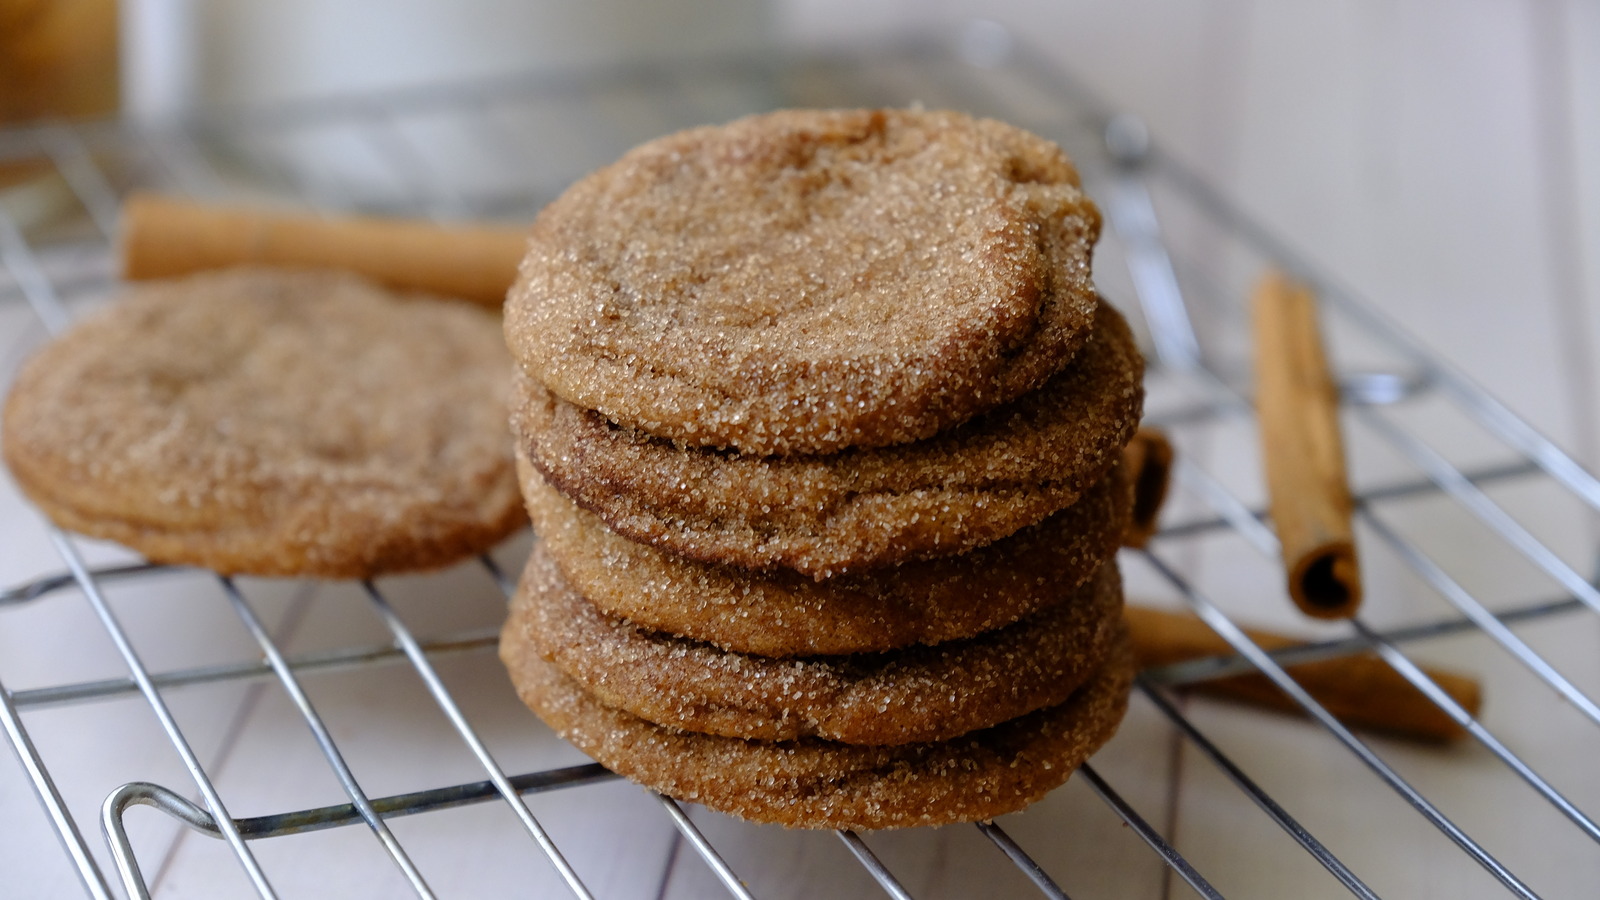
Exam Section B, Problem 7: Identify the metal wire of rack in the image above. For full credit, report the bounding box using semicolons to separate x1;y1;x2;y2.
3;28;1599;899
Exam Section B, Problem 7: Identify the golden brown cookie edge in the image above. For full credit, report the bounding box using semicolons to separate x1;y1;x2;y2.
499;624;1135;830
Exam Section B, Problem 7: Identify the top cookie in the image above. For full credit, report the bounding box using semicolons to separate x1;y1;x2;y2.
2;267;525;578
505;108;1102;455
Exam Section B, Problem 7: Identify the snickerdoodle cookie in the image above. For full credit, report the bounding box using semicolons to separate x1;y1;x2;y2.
519;451;1131;656
500;624;1134;830
2;267;523;577
515;301;1142;578
509;544;1123;745
504;108;1103;456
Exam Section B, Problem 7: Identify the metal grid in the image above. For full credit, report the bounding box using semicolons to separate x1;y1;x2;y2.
2;29;1598;899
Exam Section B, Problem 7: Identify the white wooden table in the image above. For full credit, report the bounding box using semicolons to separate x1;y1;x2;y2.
3;5;1598;897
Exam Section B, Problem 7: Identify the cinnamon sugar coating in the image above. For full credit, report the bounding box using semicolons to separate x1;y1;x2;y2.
511;545;1123;745
505;108;1102;455
1;268;524;577
515;301;1143;578
500;624;1134;830
521;451;1131;656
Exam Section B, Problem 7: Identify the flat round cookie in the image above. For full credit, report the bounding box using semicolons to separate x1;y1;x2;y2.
511;543;1122;745
521;451;1130;656
516;301;1143;578
500;625;1134;830
505;107;1103;455
2;267;524;578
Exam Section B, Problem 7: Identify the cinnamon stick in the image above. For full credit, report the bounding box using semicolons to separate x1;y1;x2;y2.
118;193;529;307
1120;427;1173;548
1252;270;1362;618
1127;605;1480;742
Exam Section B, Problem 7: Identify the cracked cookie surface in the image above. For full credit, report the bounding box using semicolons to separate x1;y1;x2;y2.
2;267;524;577
505;108;1103;455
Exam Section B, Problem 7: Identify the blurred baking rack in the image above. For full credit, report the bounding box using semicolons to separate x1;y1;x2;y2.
3;24;1598;900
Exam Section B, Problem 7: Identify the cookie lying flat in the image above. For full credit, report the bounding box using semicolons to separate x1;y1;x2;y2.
505;108;1103;456
521;451;1130;656
511;545;1122;745
501;623;1133;830
516;301;1143;578
2;267;524;578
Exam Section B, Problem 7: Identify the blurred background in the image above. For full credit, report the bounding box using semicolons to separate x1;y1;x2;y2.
3;0;1595;469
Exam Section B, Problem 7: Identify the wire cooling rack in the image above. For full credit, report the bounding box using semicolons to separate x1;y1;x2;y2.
4;26;1599;900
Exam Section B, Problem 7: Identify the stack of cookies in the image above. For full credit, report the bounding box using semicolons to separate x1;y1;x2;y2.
498;109;1144;829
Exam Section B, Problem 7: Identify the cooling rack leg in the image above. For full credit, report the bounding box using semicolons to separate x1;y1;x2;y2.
103;783;169;900
101;780;258;900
